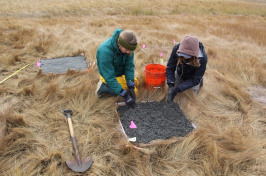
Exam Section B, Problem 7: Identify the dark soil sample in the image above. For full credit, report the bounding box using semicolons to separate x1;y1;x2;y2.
117;101;194;144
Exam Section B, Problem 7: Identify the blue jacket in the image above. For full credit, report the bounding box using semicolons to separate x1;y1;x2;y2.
166;42;207;92
96;29;135;95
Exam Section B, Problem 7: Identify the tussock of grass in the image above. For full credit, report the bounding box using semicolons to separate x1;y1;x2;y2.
0;0;265;175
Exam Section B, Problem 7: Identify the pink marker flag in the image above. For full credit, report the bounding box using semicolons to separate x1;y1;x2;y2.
36;62;41;67
142;44;146;49
173;39;176;44
160;51;163;57
129;121;137;129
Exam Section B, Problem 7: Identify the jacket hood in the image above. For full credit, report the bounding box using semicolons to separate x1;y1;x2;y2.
111;28;123;53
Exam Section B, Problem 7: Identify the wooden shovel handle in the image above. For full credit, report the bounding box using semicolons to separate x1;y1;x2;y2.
64;110;82;167
67;118;75;137
67;118;82;167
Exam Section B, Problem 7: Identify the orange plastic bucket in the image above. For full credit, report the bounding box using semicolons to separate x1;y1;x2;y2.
145;64;166;89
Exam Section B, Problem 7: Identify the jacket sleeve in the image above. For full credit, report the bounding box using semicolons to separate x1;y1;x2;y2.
96;50;122;95
166;45;179;85
177;47;208;92
124;52;135;83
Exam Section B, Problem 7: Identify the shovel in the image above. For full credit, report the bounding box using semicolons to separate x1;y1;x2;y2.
63;109;93;173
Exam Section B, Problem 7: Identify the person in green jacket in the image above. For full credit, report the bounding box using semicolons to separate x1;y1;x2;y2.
96;29;138;105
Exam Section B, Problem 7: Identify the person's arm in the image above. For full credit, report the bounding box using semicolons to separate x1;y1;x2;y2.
97;52;122;95
166;45;179;87
177;59;207;92
124;52;135;83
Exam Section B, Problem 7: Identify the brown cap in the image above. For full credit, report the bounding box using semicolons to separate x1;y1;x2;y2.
177;36;199;58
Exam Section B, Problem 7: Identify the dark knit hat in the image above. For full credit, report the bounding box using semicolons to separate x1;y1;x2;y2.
118;36;137;51
177;36;199;58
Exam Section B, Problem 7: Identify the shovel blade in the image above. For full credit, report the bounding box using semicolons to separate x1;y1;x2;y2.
66;156;93;173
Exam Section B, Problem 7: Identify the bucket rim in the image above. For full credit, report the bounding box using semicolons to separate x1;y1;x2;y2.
145;64;166;72
145;64;166;68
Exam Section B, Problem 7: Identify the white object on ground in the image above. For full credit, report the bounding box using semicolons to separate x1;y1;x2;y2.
192;123;197;129
128;137;136;142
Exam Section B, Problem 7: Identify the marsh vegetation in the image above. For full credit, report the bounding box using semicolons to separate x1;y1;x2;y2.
0;0;265;175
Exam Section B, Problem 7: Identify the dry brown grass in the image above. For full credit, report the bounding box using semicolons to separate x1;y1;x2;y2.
0;0;265;175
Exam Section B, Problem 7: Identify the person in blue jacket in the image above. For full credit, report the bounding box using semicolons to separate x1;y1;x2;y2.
96;29;138;105
166;36;208;101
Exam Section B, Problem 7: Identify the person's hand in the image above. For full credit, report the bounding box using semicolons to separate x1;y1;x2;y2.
166;86;174;102
123;93;135;105
127;81;136;101
166;87;180;102
120;89;135;105
128;88;136;101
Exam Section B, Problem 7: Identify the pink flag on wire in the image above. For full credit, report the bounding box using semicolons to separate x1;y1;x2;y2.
36;62;41;67
160;51;163;57
142;44;146;49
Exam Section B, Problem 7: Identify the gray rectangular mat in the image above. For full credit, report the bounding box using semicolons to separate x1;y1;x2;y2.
40;55;88;74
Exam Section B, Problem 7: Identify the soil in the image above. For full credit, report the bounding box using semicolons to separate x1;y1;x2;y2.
116;101;194;144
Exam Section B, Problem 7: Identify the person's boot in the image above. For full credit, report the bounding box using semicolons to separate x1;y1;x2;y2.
96;83;117;98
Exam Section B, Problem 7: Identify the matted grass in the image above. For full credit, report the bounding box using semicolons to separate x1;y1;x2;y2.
0;0;265;175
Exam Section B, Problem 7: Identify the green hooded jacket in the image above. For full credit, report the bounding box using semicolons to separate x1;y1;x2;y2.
96;29;135;95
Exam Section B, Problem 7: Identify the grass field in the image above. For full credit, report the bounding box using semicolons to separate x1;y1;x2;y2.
0;0;265;175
